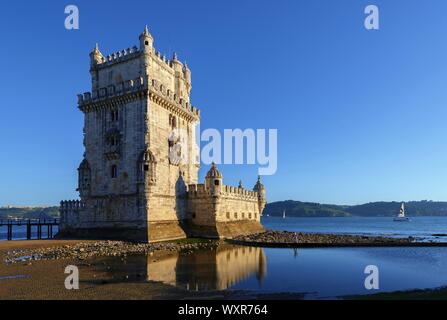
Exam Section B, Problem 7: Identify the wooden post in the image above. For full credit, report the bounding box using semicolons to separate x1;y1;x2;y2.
27;220;31;240
7;223;12;241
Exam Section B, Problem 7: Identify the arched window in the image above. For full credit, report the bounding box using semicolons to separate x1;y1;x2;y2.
172;116;177;128
106;129;120;147
111;110;119;122
111;165;117;178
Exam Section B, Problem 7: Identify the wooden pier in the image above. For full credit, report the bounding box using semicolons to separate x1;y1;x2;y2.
0;219;59;241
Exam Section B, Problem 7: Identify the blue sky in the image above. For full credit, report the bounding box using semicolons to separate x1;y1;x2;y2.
1;0;447;206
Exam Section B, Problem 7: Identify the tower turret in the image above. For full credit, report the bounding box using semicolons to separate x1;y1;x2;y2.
77;158;91;198
205;162;223;194
139;25;154;52
183;62;192;94
253;176;266;213
89;43;104;67
171;52;183;72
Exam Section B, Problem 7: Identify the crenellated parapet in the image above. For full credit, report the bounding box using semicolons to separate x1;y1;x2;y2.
77;73;200;120
149;78;200;120
188;183;260;201
90;29;191;83
91;46;141;70
59;200;85;226
222;185;259;199
60;200;85;212
77;76;146;107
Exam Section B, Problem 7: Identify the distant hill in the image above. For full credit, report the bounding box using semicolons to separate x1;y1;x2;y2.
0;207;59;220
265;200;351;217
4;200;447;219
264;200;447;217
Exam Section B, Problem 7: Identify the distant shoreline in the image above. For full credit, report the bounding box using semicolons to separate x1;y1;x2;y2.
264;200;447;218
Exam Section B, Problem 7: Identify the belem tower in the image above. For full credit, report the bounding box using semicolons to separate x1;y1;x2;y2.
59;27;266;242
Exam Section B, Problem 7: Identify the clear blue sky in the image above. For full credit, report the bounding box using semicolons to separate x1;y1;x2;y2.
1;0;447;206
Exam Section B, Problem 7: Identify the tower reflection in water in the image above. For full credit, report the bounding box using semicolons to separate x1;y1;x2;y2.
147;244;267;291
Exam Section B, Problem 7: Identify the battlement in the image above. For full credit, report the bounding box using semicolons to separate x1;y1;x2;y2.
77;76;146;106
150;78;200;117
93;46;141;70
60;200;85;211
77;75;200;118
188;184;259;199
152;50;188;74
91;32;191;81
59;200;85;226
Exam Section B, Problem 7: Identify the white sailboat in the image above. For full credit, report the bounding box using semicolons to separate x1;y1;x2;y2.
283;210;286;219
394;203;410;222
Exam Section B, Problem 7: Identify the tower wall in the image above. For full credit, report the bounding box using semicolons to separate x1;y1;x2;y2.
187;184;264;239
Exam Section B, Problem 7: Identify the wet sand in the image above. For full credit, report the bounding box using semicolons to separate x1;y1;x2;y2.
0;240;206;300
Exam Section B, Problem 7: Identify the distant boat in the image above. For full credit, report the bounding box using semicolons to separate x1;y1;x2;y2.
283;210;286;219
394;203;410;222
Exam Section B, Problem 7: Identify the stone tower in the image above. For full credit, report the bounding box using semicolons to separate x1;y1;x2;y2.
60;27;200;242
59;27;266;242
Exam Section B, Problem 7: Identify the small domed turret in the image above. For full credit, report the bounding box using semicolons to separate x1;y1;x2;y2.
183;62;191;83
253;176;266;214
206;162;222;179
89;43;104;66
183;62;192;94
205;162;223;192
171;52;183;72
77;158;91;197
253;176;265;193
139;25;154;52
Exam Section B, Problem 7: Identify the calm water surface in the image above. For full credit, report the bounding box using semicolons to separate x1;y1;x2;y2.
101;244;447;299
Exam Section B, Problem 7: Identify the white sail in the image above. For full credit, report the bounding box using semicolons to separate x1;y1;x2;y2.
283;210;286;219
398;203;405;218
394;202;409;221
